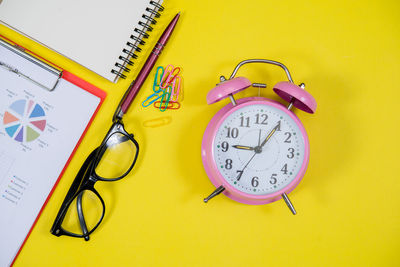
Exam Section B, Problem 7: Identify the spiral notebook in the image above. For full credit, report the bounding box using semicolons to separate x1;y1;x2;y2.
0;0;164;83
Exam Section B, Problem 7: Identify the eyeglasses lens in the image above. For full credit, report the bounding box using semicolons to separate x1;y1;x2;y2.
61;190;103;235
95;132;137;179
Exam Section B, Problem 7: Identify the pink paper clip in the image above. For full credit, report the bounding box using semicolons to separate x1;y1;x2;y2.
160;64;180;89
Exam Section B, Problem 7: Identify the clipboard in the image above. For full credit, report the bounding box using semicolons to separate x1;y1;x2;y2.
0;35;106;266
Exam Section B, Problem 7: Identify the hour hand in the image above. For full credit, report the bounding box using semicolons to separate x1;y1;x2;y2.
232;145;255;151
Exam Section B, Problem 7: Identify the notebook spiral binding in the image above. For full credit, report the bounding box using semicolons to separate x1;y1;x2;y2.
111;0;164;82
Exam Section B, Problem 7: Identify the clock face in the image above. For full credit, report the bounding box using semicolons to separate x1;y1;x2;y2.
213;103;305;196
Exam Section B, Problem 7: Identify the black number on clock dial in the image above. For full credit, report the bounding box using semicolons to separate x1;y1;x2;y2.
221;141;229;152
276;120;281;131
240;116;250;127
284;132;292;143
251;177;259;187
236;170;243;181
269;174;277;184
287;148;295;159
225;159;233;169
255;114;268;125
226;127;239;138
281;164;288;174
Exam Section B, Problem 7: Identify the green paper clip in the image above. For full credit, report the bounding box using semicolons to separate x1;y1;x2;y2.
153;66;165;93
159;86;172;112
142;66;165;107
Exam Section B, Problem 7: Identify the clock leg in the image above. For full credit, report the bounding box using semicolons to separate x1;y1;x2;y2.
281;193;297;215
204;185;225;203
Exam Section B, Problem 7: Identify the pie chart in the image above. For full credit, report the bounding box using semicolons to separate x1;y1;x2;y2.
3;99;46;143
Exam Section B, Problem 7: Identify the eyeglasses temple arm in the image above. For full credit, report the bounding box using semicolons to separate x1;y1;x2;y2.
77;192;90;241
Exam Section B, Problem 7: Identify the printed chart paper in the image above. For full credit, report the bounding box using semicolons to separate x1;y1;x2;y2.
0;43;101;266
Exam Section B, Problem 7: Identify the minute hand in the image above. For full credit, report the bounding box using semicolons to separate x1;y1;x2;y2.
260;123;280;147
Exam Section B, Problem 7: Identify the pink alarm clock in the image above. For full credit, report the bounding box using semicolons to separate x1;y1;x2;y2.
201;59;316;214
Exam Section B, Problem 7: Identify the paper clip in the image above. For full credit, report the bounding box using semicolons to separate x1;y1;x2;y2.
178;84;184;102
142;92;163;107
157;86;172;112
142;66;165;107
170;76;182;102
154;100;181;110
160;64;180;89
153;66;164;93
143;64;183;111
143;116;172;128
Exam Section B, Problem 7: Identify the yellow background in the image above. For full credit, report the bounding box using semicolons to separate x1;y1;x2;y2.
1;0;399;266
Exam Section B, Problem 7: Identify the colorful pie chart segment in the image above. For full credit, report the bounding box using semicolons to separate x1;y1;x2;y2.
2;99;47;143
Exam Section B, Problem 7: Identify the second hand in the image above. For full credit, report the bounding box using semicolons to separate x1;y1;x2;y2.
236;123;279;181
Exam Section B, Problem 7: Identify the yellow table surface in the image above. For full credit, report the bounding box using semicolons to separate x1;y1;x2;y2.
1;0;399;266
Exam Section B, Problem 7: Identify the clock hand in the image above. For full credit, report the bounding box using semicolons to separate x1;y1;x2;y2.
208;124;280;202
235;129;265;180
237;151;258;180
233;149;260;182
232;145;255;151
233;129;262;151
242;153;257;170
205;132;259;202
260;122;280;148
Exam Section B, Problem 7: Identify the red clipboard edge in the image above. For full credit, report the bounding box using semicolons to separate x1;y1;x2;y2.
1;34;107;266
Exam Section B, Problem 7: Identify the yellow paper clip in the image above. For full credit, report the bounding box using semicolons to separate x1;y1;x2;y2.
142;116;172;128
170;76;182;102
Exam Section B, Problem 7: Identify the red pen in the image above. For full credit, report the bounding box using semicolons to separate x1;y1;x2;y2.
114;12;181;121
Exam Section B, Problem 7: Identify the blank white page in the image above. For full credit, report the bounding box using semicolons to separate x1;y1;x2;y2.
0;0;162;82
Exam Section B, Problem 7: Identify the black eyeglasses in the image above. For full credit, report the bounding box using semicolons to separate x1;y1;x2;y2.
50;121;139;241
